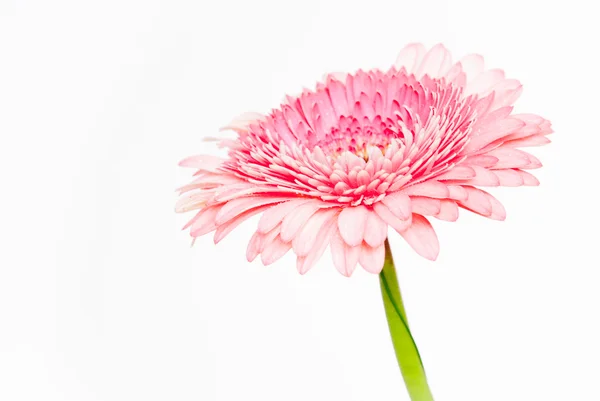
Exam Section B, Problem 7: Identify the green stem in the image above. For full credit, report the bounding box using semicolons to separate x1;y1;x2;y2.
380;239;434;401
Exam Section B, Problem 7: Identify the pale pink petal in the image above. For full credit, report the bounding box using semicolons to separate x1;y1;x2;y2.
465;69;505;96
292;208;338;257
337;205;369;247
258;199;314;234
214;205;269;244
246;230;263;262
395;43;426;73
373;202;412;233
400;214;439;261
410;196;442;216
465;118;526;153
296;219;337;274
458;54;484;84
381;192;412;220
493;169;524;187
415;43;452;78
261;236;292;265
190;206;221;237
487;193;506;221
504;135;551;148
358;243;386;274
330;231;360;277
280;201;324;242
363;210;388;247
402;181;449;198
220;112;264;132
462;165;500;186
435;200;459;221
216;196;288;225
178;155;226;170
447;185;469;201
486;148;532;169
517;170;540;186
457;186;492;217
436;166;476;181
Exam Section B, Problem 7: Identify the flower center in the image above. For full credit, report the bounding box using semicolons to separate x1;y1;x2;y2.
313;116;402;160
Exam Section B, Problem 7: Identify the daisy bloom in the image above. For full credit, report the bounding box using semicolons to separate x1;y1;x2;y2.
176;43;551;400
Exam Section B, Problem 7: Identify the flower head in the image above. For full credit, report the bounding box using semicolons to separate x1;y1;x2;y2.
176;43;552;276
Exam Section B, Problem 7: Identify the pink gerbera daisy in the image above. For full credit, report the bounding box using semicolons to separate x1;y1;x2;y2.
176;43;551;276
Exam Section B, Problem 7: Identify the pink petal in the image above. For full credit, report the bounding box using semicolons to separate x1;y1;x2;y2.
493;169;524;187
400;214;439;261
517;170;540;186
435;200;459;222
214;205;269;244
358;243;386;274
216;196;288;225
402;181;449;199
415;43;451;78
220;112;264;132
337;205;369;247
246;231;263;262
465;118;526;153
258;199;313;234
363;211;388;247
190;205;221;237
260;236;292;265
463;165;500;186
296;219;337;275
504;135;551;148
373;202;412;234
381;192;412;220
465;155;499;168
436;166;476;181
459;54;484;84
486;148;531;169
330;231;360;277
410;196;442;216
447;185;469;201
465;69;505;96
487;193;506;221
280;201;324;242
395;43;426;73
457;186;492;217
178;154;226;170
292;209;338;257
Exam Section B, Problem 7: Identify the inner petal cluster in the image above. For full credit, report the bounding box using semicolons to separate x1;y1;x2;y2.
220;69;483;205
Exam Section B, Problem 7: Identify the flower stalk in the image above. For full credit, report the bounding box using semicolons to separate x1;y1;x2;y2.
380;239;434;401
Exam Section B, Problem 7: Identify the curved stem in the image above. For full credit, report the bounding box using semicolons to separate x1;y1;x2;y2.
379;239;434;401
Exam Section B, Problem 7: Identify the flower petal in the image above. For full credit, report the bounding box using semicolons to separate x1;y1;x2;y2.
214;205;269;244
330;230;360;277
280;201;324;242
359;243;386;274
382;192;412;220
395;43;426;73
258;199;313;234
292;209;338;257
402;181;449;198
216;197;288;225
435;200;459;221
337;205;369;247
457;186;492;216
410;196;442;216
296;218;337;275
261;236;292;265
373;202;412;233
400;214;439;261
363;211;388;247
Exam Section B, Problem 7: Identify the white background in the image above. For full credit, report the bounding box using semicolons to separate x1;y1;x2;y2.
1;0;599;400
